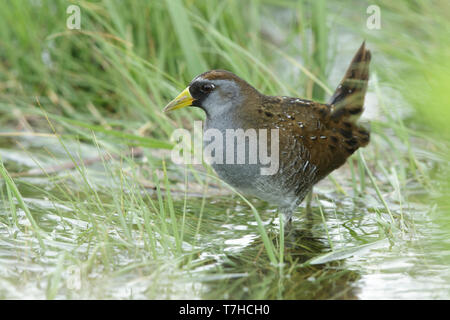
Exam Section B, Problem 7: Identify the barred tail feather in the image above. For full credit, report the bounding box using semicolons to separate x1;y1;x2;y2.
330;41;371;122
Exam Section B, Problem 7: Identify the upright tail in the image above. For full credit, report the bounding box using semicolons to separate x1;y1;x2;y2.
329;41;371;122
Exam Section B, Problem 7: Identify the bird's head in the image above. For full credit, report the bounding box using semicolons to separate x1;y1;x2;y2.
163;70;259;118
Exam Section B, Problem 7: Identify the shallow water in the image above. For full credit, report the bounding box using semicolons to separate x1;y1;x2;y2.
0;135;448;299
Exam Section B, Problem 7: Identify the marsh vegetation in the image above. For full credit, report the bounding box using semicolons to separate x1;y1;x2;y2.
0;0;449;299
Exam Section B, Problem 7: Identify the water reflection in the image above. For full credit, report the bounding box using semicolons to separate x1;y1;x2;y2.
0;135;447;299
203;208;361;299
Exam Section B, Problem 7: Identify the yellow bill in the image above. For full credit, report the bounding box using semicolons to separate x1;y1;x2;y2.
163;87;193;112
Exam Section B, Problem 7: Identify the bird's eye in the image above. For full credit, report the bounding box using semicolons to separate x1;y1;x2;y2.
200;83;215;93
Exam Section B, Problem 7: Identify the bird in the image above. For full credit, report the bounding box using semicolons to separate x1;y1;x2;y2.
163;42;371;221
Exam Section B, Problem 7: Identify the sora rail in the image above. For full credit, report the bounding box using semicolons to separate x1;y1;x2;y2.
164;42;371;220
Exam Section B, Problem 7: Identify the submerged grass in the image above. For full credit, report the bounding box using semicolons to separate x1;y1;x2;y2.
0;0;449;299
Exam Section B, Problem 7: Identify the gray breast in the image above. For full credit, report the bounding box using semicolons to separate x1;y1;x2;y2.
202;118;311;208
203;119;261;190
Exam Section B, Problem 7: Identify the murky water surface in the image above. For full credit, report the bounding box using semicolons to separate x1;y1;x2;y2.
0;136;448;299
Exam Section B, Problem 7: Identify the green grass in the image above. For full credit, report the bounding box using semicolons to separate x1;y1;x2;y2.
0;0;449;299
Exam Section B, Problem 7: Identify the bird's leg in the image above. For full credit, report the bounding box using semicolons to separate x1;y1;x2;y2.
280;206;295;235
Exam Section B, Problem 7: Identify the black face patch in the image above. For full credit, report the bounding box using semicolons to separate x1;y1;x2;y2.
189;80;215;107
